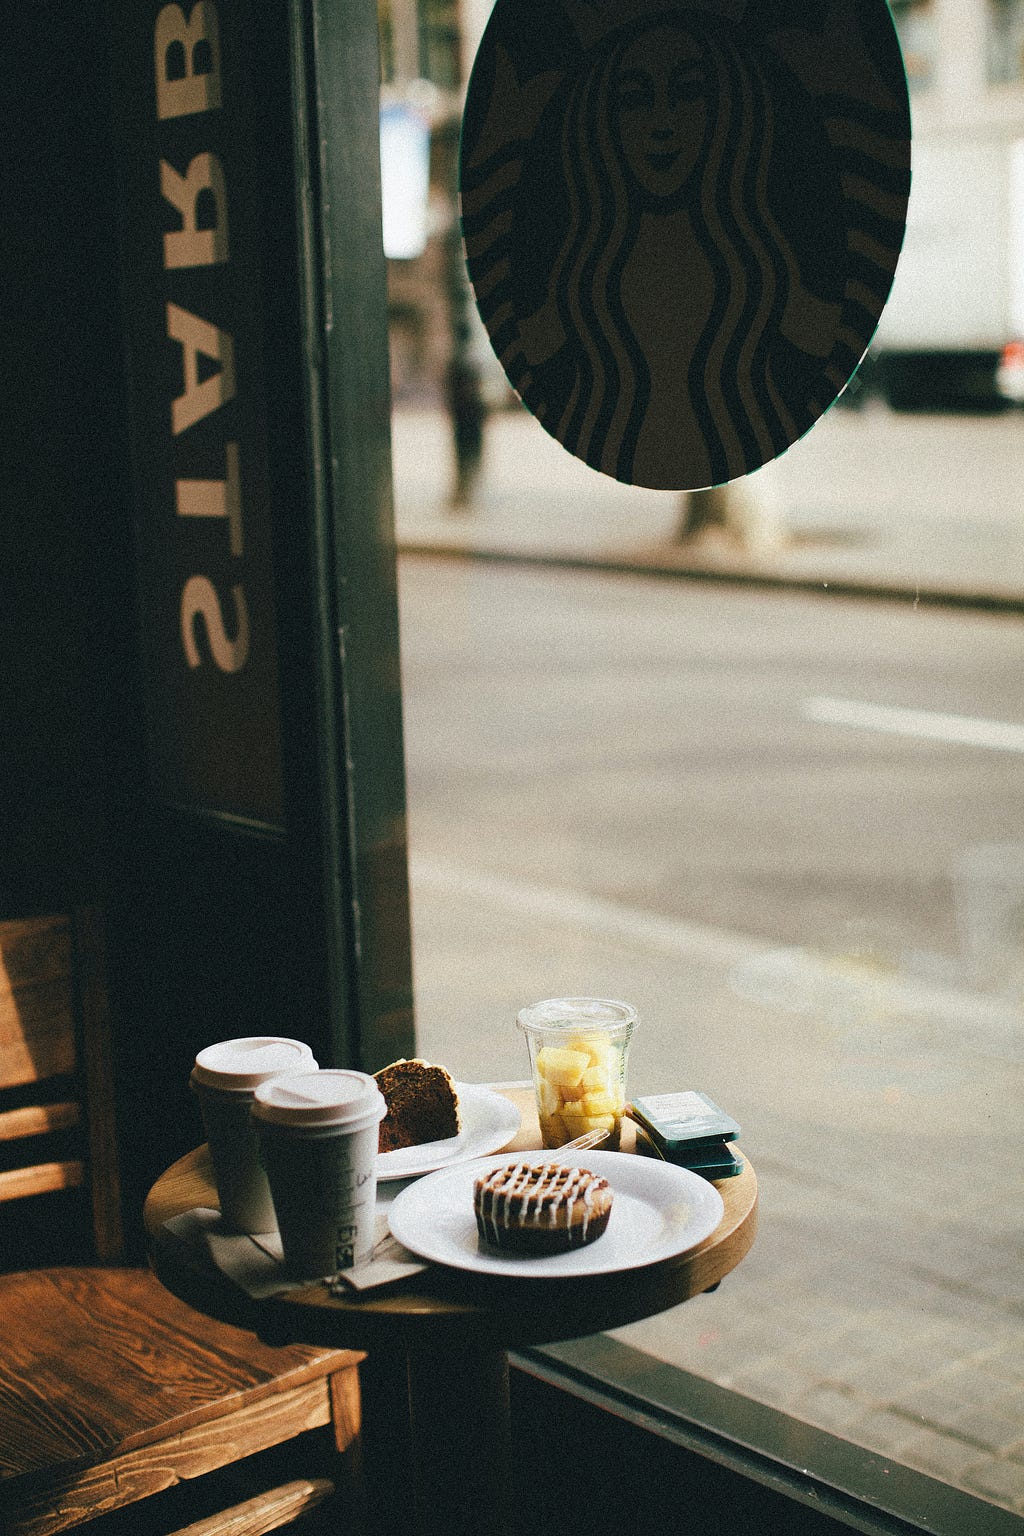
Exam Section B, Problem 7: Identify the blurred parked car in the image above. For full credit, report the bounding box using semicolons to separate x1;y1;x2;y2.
871;137;1024;412
996;338;1024;404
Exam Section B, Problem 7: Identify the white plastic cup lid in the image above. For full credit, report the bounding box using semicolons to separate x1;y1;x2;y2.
191;1036;318;1093
517;997;638;1035
251;1069;387;1129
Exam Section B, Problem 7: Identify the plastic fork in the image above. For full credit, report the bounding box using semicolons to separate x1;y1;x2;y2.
558;1127;610;1151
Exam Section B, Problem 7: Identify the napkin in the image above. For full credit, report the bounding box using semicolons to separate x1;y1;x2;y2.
159;1208;427;1297
326;1222;428;1293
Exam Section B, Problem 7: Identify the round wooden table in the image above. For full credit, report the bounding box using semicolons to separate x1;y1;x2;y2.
144;1086;757;1536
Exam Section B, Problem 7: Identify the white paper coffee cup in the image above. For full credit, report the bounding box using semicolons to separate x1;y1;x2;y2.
190;1036;318;1233
252;1069;387;1278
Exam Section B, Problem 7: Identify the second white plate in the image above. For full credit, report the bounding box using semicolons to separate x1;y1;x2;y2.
387;1150;725;1277
376;1083;522;1181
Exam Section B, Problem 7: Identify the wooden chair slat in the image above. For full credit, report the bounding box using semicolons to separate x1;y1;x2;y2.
0;918;71;997
0;917;75;1087
70;905;122;1263
0;1161;83;1202
165;1478;336;1536
0;1104;80;1142
0;988;76;1086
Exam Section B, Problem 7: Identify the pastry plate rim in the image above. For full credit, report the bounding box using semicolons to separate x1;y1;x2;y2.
386;1149;725;1278
376;1082;523;1182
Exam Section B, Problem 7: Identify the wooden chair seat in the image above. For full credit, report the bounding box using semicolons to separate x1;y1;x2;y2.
0;1267;362;1531
0;913;366;1536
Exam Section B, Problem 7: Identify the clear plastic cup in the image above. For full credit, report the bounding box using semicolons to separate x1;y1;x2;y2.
252;1070;387;1278
517;997;638;1150
190;1036;319;1233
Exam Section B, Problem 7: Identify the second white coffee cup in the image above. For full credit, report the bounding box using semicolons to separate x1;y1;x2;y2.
252;1069;387;1278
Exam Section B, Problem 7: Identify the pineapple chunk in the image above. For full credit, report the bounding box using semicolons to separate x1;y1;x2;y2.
581;1064;610;1093
539;1110;568;1146
537;1075;561;1117
566;1035;614;1071
581;1089;617;1117
534;1046;589;1090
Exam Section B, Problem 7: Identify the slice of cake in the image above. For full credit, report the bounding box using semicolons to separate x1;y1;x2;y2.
374;1058;461;1153
473;1160;613;1254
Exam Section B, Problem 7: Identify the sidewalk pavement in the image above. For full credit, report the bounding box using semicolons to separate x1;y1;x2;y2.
391;400;1024;610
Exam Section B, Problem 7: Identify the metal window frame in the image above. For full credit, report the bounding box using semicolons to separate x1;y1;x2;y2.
517;1338;1021;1536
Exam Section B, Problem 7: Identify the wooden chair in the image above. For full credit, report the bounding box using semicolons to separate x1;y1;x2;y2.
0;910;365;1536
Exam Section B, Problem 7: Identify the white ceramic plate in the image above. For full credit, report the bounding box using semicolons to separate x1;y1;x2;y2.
376;1083;522;1182
387;1149;725;1277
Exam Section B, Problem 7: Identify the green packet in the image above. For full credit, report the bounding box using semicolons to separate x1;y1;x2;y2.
668;1140;744;1180
629;1090;740;1151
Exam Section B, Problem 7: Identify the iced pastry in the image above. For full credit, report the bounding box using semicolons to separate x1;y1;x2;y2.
473;1160;613;1254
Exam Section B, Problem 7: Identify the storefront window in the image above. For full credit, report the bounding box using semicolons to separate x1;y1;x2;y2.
387;0;1024;1526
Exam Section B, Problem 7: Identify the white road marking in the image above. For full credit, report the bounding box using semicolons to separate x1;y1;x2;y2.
804;696;1024;753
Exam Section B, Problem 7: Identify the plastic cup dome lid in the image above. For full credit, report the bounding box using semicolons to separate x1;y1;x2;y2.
191;1036;318;1092
251;1069;387;1128
517;997;637;1034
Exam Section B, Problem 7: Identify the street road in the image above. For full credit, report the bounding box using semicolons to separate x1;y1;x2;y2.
398;558;1024;982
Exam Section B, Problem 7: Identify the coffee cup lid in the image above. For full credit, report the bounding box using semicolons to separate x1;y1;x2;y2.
251;1069;387;1129
191;1037;318;1092
517;997;637;1035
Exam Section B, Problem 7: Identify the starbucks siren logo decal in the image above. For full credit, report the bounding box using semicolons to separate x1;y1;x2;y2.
460;0;911;490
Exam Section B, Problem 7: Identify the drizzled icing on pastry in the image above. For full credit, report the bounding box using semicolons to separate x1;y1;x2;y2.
474;1160;611;1246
